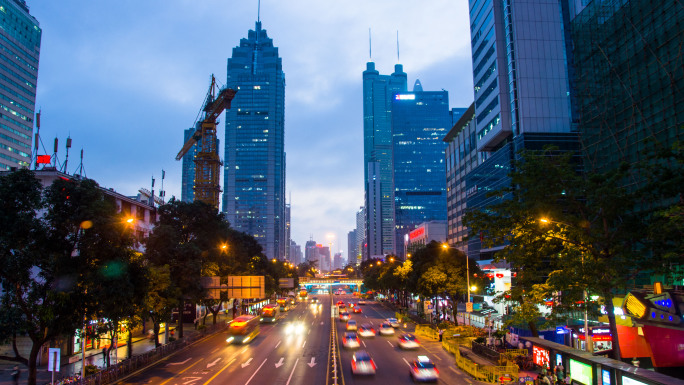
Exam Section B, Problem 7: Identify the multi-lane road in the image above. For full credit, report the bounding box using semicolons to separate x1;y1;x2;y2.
120;293;477;385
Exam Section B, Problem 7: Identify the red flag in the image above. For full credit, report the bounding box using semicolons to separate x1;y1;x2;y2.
37;155;51;164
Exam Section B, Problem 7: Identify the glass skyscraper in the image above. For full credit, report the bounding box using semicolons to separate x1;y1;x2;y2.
0;0;40;171
181;126;198;202
392;81;451;258
223;21;286;260
363;62;407;258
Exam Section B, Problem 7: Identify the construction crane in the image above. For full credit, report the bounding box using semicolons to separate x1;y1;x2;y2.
176;75;236;209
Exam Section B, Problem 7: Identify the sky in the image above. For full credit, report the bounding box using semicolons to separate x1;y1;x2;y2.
30;0;475;260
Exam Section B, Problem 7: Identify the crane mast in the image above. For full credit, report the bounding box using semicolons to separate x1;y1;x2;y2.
176;75;236;209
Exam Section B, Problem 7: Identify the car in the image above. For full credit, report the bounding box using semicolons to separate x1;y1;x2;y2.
387;317;401;328
378;322;394;335
358;300;367;305
353;307;363;313
342;332;361;349
351;350;376;375
409;356;439;382
311;297;319;303
346;320;358;331
339;311;350;321
349;303;355;308
336;300;345;306
284;322;306;335
358;324;376;338
398;333;420;349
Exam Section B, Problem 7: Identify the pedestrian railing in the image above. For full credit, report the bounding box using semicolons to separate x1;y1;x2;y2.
414;324;439;341
80;322;227;385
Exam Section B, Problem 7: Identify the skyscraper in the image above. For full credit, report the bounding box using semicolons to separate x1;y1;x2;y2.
223;21;286;260
363;62;407;258
181;126;199;202
347;229;357;266
0;0;40;171
391;80;451;258
463;0;579;260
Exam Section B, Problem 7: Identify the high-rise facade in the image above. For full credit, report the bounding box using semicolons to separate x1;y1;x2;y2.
462;0;578;259
363;62;407;258
0;0;40;171
347;229;356;266
355;206;366;262
391;81;451;258
223;21;286;260
181;126;198;202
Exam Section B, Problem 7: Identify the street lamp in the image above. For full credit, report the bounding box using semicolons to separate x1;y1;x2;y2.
539;217;590;351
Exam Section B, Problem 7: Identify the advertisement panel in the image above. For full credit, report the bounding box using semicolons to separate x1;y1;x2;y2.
533;346;550;367
569;359;593;385
621;377;648;385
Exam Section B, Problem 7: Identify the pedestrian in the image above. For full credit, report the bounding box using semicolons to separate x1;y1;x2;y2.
194;318;198;330
11;365;19;385
102;347;107;363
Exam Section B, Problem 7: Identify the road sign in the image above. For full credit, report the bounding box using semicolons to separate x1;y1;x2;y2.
48;348;60;372
466;302;473;312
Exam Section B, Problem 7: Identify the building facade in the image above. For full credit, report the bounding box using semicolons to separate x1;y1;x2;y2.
363;62;407;258
223;21;286;260
391;81;451;258
347;229;356;266
0;0;40;171
355;206;366;262
404;220;447;257
181;126;198;202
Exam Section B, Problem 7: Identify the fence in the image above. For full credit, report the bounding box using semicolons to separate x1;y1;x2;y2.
80;322;226;385
414;324;439;341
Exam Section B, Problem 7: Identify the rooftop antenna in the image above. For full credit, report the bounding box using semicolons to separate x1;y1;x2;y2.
396;30;400;62
369;28;372;60
63;135;72;174
257;0;260;23
52;137;59;169
75;148;86;178
160;169;166;203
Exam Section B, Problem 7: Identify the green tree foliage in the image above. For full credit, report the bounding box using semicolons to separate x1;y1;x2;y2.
463;146;679;359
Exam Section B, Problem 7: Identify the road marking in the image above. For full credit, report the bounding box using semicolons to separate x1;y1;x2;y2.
302;340;307;348
308;330;311;335
311;320;314;325
202;358;235;385
364;315;368;318
450;367;461;375
241;358;253;368
402;357;411;367
275;340;281;349
362;340;366;348
182;377;202;384
206;357;222;368
244;358;268;385
161;358;204;385
387;340;393;348
307;357;317;367
210;347;220;354
286;358;299;385
168;357;192;366
240;347;248;354
275;357;285;368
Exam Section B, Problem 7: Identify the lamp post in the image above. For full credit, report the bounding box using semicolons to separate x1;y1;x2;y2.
539;217;590;352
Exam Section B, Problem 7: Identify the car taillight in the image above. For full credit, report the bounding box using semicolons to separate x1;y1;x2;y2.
413;366;420;373
370;360;376;370
434;367;439;374
415;339;420;344
356;338;360;343
352;361;357;370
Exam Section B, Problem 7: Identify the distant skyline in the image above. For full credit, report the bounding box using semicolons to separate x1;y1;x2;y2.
30;1;474;260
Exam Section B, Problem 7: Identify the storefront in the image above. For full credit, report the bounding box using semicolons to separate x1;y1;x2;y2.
568;326;613;353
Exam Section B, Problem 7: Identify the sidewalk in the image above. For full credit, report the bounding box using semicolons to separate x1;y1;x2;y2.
0;315;228;385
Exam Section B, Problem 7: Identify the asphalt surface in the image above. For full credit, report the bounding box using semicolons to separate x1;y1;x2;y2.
119;295;332;385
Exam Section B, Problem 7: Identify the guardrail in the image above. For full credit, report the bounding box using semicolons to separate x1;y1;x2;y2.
80;322;227;385
414;324;439;341
327;300;344;385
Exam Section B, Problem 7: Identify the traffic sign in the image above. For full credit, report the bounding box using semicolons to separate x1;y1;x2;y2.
48;348;60;372
466;302;473;312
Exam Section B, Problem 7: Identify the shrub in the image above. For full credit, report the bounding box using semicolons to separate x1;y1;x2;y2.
85;365;100;376
197;324;207;331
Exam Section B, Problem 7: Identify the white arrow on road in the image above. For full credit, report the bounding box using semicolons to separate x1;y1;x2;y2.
307;357;317;368
168;357;192;366
275;357;285;368
241;357;253;368
182;377;202;384
206;357;222;368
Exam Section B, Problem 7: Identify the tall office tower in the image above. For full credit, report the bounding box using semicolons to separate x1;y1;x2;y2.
305;240;318;265
444;104;479;253
289;241;302;266
0;0;40;171
333;253;343;270
319;245;331;272
223;21;286;260
464;0;578;260
181;126;198;202
347;230;356;266
284;203;290;261
571;0;683;183
363;62;407;258
355;207;366;262
392;81;452;258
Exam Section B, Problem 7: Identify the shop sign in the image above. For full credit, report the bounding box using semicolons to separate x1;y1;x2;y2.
569;359;592;385
533;346;550;367
622;376;648;385
592;335;612;341
556;326;569;334
591;327;610;335
601;369;611;385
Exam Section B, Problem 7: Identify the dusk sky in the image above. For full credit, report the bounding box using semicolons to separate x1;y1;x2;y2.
30;0;475;260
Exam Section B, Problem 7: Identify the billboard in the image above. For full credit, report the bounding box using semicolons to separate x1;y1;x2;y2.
279;278;295;288
202;276;265;299
533;346;550;367
569;359;592;385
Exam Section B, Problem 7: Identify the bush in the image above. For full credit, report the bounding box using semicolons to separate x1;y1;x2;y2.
474;336;486;344
437;321;452;330
197;324;207;331
85;365;100;376
168;337;176;342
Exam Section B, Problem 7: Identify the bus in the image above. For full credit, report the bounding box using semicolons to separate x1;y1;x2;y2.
260;304;279;323
227;315;259;344
299;289;308;301
276;298;290;312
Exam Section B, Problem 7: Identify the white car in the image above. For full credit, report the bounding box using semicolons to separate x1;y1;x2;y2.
358;300;367;305
409;356;439;382
358;324;376;338
398;333;420;349
284;322;305;335
387;317;401;328
346;320;358;331
351;350;376;375
342;332;361;349
378;322;394;335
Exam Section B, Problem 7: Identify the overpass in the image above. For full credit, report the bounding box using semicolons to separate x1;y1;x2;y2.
299;278;364;293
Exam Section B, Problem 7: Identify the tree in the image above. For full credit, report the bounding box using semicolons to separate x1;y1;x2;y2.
463;147;666;360
144;264;178;347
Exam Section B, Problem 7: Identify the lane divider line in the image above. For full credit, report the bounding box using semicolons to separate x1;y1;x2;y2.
275;340;281;349
285;358;299;385
202;358;235;385
244;358;268;385
402;357;411;368
160;357;204;385
387;341;393;348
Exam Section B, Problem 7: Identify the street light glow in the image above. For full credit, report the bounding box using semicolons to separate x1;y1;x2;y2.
540;218;550;223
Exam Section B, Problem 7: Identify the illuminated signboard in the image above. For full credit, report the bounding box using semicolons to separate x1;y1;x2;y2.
533;346;550;367
622;376;648;385
409;227;425;240
569;359;592;385
395;94;416;100
601;369;611;385
623;294;647;319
